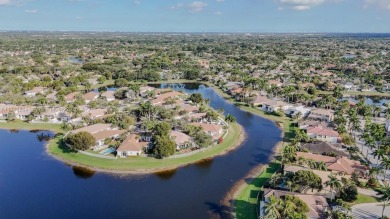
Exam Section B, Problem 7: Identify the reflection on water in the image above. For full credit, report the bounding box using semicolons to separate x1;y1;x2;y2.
9;129;19;133
195;158;214;169
72;166;96;179
36;133;54;142
154;169;177;180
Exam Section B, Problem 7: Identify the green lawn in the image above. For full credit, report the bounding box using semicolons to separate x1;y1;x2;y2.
0;121;63;133
235;162;281;219
354;194;380;204
48;123;242;172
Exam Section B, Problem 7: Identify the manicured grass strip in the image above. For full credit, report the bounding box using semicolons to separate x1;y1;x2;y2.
48;123;242;171
235;162;281;219
0;121;63;133
354;194;380;204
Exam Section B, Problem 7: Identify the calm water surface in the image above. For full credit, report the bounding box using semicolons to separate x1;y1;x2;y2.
0;83;281;219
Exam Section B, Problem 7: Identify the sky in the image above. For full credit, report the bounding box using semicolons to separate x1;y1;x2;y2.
0;0;389;32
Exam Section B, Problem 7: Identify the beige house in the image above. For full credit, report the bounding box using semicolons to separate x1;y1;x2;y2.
170;130;194;150
190;122;223;141
306;125;340;143
296;152;368;176
82;92;99;103
101;91;116;102
117;134;149;157
308;109;334;122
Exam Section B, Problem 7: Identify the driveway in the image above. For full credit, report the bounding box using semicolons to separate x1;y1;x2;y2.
352;203;390;219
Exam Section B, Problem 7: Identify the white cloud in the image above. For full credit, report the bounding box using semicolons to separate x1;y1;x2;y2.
214;11;223;15
188;1;207;13
0;0;13;6
169;1;208;13
277;0;337;10
364;0;390;10
24;9;37;13
169;3;184;10
292;5;310;10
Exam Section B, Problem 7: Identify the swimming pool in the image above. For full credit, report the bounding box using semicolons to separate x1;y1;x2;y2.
100;147;116;155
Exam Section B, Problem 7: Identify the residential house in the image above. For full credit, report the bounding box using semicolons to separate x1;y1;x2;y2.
117;134;149;157
151;91;183;106
252;95;270;107
71;124;123;150
140;86;155;97
306;125;340;143
285;105;312;118
342;82;357;91
90;129;125;150
260;189;329;219
190;122;223;141
307;109;334;122
261;100;291;113
284;166;345;199
14;106;35;120
170;130;194;150
298;120;333;130
186;113;207;122
82;92;99;104
64;92;80;103
81;109;107;119
71;123;112;135
268;80;283;87
24;87;46;96
296;152;368;176
301;142;348;157
101;91;116;102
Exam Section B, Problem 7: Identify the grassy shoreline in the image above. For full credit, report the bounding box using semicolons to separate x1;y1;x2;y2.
0;120;244;174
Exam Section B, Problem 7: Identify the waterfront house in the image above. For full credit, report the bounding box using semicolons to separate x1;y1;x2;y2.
301;141;348;157
306;125;340;143
90;129;125;150
71;123;112;135
140;86;155;97
261;100;291;113
117;134;149;157
307;109;334;122
260;189;329;219
296;152;368;176
252;95;270;107
170;130;194;150
190;122;223;141
285;105;312;118
151;91;183;106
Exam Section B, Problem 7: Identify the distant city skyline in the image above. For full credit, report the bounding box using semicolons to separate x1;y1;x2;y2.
0;0;389;33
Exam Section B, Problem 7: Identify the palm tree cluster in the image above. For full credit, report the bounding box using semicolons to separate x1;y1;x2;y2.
264;195;309;219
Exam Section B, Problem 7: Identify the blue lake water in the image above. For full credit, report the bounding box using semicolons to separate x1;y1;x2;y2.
0;83;281;219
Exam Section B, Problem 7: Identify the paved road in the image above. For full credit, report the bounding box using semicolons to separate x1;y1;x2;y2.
352;203;390;219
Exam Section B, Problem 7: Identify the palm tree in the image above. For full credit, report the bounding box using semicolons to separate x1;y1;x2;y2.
325;175;342;202
372;148;387;166
225;114;236;123
377;185;390;219
264;196;281;219
381;157;390;181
